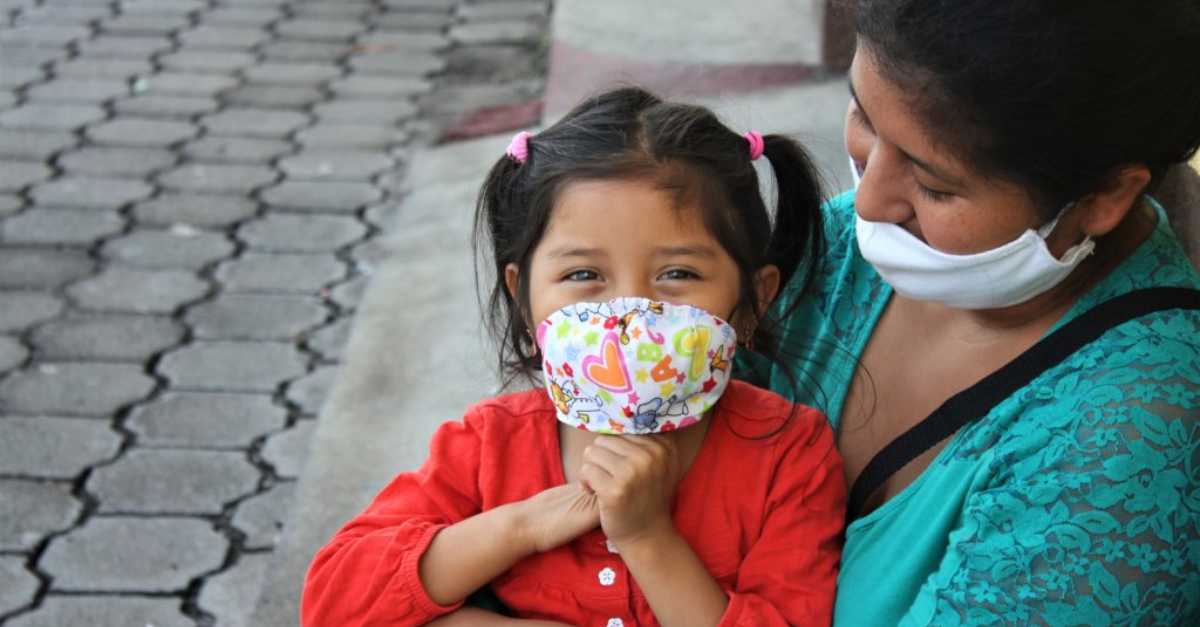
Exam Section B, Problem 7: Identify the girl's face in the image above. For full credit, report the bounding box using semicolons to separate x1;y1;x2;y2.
510;178;767;331
844;46;1087;258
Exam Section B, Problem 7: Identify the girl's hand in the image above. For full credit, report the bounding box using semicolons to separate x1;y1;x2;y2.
577;434;682;546
518;481;600;553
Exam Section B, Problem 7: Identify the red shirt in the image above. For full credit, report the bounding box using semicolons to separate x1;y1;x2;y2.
303;380;845;627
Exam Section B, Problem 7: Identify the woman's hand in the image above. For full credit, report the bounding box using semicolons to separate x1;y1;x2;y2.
517;481;600;553
577;434;682;546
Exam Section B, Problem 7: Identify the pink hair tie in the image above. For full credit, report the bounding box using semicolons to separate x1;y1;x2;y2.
744;131;765;161
507;131;532;164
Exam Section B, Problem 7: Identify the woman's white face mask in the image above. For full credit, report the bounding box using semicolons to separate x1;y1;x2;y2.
849;156;1095;309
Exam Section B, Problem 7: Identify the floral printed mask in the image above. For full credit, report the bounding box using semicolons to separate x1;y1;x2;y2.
536;297;737;434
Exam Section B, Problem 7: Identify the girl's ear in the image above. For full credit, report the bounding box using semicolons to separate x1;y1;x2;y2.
1076;165;1153;237
505;263;520;299
752;264;782;318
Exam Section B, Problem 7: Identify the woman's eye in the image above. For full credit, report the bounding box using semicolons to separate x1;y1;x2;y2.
564;269;599;281
659;269;698;281
915;180;954;203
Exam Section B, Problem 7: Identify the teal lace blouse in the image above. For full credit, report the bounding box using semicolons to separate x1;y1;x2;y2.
755;190;1200;627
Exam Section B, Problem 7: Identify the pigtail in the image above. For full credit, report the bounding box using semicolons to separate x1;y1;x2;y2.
760;134;826;304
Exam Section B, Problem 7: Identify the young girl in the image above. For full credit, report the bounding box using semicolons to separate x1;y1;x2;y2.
302;87;845;627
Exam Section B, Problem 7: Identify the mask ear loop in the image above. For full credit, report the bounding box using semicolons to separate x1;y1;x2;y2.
1036;200;1078;238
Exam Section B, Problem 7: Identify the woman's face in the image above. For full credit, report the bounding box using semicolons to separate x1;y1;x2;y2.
844;47;1083;257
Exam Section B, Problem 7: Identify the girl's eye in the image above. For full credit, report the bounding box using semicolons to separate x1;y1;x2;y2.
564;269;599;281
915;180;954;203
849;106;874;133
659;268;699;281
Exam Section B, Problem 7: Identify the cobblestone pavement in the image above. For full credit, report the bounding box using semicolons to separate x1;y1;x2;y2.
0;0;548;624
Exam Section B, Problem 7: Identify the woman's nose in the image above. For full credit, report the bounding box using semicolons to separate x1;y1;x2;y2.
849;146;912;225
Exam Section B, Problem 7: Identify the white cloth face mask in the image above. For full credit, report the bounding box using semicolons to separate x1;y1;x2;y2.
536;297;737;434
855;203;1094;309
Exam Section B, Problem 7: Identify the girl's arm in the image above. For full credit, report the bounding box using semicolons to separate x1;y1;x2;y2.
580;407;845;627
302;408;599;627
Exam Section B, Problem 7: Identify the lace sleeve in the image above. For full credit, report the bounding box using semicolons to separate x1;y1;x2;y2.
916;322;1200;627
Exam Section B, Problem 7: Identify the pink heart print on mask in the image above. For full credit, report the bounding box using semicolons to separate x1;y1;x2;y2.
536;297;738;434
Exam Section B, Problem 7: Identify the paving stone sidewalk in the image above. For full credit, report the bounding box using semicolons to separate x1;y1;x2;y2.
0;0;549;624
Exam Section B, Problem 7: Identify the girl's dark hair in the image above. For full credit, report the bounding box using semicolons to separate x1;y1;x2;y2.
473;86;826;386
855;0;1200;215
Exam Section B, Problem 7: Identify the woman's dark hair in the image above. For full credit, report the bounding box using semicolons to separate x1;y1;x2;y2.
473;86;826;386
854;0;1200;215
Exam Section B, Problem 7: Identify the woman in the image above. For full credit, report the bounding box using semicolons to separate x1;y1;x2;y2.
753;0;1200;625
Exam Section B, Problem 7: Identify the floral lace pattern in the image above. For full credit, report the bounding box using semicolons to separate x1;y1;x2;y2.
757;191;1200;626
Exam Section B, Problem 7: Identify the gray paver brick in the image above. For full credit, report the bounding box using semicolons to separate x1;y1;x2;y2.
86;117;199;147
186;294;327;340
184;136;292;163
260;180;383;211
25;78;131;105
0;364;156;416
0;335;29;373
29;176;154;209
214;253;346;293
39;517;227;592
0;416;122;478
159;49;256;73
88;448;261;514
0;556;39;617
237;213;367;251
158;162;279;194
356;30;449;52
0;249;93;288
307;316;351;362
348;50;446;76
291;2;372;17
53;58;153;79
258;40;347;62
57;146;177;177
0;194;21;216
0;104;106;131
20;5;112;23
178;24;270;49
127;392;286;447
0;292;65;332
0;161;53;192
275;19;363;42
0;45;66;69
224;84;325;109
329;75;431;98
76;34;173;58
0;24;92;45
285;364;339;415
0;67;46;90
202;108;311;138
133;193;259;227
241;61;343;85
230;481;294;549
329;274;368;311
278;151;395;180
100;15;190;35
0;479;82;550
31;314;184;360
312;98;418;124
260;418;315;478
67;267;209;313
0;131;80;160
373;11;455;30
2;208;126;245
206;7;281;26
295;123;408;149
119;0;207;15
114;94;220;118
102;228;235;269
458;0;549;20
158;341;308;392
198;553;271;627
137;72;238;97
4;596;194;627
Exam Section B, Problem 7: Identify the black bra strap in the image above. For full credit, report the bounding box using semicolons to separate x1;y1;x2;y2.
847;286;1200;521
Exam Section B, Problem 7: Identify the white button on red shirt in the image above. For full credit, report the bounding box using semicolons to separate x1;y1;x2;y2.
606;619;624;627
598;567;616;586
605;540;619;554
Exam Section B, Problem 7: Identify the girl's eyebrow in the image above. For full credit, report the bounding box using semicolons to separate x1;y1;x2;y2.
545;246;606;259
655;244;719;258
